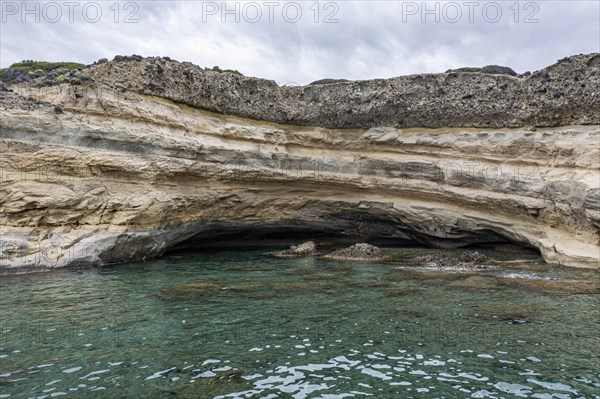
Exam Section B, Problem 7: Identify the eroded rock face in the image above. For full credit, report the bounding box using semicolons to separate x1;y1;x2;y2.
0;54;599;270
81;53;600;129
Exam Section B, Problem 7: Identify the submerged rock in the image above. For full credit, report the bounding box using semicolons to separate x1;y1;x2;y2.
497;277;600;295
272;281;336;294
450;275;499;290
273;241;317;258
157;281;220;300
417;251;494;270
472;304;536;323
168;367;250;397
323;243;385;262
392;268;469;284
229;264;276;272
382;285;422;296
221;282;265;292
348;279;389;288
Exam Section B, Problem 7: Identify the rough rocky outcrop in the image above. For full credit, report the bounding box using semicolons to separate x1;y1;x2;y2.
273;241;317;258
417;251;494;270
0;54;599;270
81;53;600;129
323;243;385;262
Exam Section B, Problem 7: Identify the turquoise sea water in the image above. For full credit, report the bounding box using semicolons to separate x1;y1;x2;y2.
1;248;599;398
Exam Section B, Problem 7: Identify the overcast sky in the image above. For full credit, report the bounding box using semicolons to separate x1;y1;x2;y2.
1;0;599;84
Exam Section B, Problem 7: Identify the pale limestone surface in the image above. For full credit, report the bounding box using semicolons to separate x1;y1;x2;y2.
0;57;599;270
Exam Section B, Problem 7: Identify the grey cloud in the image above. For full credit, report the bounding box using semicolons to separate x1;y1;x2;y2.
1;1;598;84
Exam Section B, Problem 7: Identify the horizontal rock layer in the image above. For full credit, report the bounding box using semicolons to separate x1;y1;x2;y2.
0;54;599;269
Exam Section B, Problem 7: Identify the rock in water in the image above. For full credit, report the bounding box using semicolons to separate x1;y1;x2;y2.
417;251;494;270
458;251;488;264
323;243;384;262
273;241;317;257
416;253;454;267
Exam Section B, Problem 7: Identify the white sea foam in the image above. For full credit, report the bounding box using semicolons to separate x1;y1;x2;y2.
361;368;392;380
527;378;578;393
79;370;109;379
493;382;532;397
145;367;176;380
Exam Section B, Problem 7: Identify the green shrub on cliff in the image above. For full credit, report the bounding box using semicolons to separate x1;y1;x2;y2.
308;78;351;85
9;60;84;73
1;60;85;85
445;67;482;73
211;65;243;76
445;65;517;76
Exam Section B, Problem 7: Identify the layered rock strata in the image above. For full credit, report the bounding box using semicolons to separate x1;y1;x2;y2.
0;54;599;269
